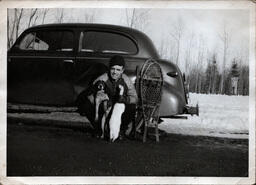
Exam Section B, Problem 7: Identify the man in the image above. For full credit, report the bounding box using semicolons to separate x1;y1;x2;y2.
77;55;138;139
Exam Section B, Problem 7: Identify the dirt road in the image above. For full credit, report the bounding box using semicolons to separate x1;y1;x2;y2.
7;122;248;176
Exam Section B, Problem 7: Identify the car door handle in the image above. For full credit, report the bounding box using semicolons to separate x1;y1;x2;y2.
63;59;74;63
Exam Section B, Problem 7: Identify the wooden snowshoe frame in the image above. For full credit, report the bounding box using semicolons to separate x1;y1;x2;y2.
135;59;163;142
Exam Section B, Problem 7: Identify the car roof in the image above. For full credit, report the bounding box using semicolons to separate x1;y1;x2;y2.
28;23;139;33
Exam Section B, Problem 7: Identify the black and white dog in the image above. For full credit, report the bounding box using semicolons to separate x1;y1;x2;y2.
94;80;109;124
94;81;125;142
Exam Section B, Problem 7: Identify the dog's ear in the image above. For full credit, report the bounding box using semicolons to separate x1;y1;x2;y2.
94;81;100;91
94;80;100;86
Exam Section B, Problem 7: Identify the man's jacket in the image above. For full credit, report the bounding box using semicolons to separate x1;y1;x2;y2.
92;73;138;105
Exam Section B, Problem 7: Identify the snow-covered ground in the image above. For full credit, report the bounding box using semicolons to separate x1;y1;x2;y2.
8;93;250;139
159;93;249;139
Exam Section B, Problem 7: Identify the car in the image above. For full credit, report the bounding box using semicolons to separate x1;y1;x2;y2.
7;23;198;118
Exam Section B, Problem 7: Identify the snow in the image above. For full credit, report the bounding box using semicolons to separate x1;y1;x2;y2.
159;93;249;139
8;93;250;139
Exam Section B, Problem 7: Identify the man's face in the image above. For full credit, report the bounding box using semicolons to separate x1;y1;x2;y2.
110;65;124;81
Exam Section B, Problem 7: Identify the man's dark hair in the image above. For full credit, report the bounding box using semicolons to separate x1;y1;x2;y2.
109;55;125;68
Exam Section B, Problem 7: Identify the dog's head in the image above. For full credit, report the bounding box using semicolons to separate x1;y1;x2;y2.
95;80;106;92
94;80;109;111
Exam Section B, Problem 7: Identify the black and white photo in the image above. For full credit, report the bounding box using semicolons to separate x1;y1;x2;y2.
1;1;255;184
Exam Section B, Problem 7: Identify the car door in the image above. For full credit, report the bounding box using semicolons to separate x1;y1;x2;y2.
73;30;138;95
8;28;76;106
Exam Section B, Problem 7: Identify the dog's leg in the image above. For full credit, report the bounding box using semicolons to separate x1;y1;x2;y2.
101;102;110;139
101;113;106;139
101;101;106;138
94;91;107;122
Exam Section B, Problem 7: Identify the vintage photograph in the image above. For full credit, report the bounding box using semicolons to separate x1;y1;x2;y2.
2;0;255;184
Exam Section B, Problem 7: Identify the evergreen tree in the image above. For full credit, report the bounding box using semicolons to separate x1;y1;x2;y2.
227;59;240;95
238;65;249;95
204;54;218;94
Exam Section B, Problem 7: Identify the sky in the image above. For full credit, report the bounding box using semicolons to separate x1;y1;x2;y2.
8;8;250;72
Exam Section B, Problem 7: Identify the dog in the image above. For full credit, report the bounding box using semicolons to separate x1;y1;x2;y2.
94;80;109;124
93;81;125;142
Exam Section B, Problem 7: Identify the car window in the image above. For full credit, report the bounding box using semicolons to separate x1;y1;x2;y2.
19;33;36;50
80;31;137;54
18;30;74;51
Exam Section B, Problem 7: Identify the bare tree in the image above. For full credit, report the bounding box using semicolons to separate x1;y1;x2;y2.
84;11;95;23
42;8;50;24
211;55;218;94
184;32;195;76
205;54;218;94
27;9;38;28
158;37;169;59
125;8;136;28
218;23;231;94
195;35;205;93
7;12;10;48
7;9;24;49
169;17;184;66
32;15;39;26
15;9;24;41
125;8;149;31
8;9;16;48
7;10;12;49
55;9;65;23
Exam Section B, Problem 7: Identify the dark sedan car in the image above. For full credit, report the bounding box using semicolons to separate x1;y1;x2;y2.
7;23;198;117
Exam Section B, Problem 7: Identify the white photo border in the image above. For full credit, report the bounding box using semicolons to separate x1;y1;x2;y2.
0;0;255;184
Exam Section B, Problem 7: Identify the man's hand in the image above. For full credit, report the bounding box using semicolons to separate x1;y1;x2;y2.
118;85;130;104
119;85;124;96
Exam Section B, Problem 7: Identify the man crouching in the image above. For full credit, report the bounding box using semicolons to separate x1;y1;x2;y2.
77;55;138;141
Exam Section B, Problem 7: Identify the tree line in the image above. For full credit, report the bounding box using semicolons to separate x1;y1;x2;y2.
155;16;249;96
188;56;249;95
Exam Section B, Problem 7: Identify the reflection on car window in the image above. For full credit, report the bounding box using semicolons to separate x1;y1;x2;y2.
18;30;74;51
81;31;137;54
19;33;37;50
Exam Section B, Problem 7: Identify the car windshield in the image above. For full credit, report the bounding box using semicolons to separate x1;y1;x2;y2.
80;31;137;54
